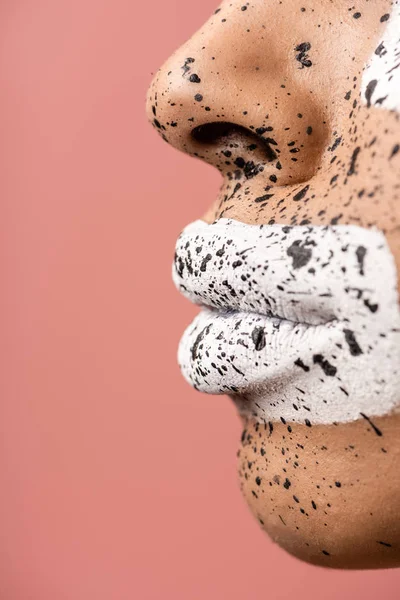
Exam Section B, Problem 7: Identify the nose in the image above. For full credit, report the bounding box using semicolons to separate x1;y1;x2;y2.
146;4;329;188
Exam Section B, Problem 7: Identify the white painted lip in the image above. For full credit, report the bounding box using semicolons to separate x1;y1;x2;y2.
172;218;400;425
173;219;340;328
172;218;344;394
176;307;342;395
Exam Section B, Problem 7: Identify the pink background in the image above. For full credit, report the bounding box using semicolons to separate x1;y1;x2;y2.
1;1;400;597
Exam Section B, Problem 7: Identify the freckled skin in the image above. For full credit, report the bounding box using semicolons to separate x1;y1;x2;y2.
238;415;400;569
146;0;400;568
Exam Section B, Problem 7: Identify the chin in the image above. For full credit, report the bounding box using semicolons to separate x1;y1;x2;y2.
237;414;400;569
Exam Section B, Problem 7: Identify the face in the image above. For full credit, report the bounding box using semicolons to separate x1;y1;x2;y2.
146;0;400;569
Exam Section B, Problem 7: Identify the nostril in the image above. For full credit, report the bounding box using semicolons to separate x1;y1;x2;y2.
191;122;240;144
191;122;278;162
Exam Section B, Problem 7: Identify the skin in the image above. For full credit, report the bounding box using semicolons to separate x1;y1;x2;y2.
146;0;400;568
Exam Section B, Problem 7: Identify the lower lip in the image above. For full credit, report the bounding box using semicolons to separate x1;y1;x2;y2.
178;307;340;395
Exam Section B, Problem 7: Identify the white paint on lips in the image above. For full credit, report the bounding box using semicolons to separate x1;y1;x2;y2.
173;218;400;425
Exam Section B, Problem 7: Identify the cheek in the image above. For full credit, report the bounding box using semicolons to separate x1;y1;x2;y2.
238;416;400;569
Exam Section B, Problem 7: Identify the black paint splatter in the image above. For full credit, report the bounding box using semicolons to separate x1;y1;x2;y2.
344;329;363;356
313;354;337;377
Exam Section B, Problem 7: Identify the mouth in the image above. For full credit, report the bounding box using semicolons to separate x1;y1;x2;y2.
172;218;400;425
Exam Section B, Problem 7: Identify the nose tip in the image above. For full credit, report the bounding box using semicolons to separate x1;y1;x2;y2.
146;51;254;159
146;57;286;184
146;52;210;153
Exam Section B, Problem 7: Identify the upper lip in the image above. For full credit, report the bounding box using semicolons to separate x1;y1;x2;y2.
173;218;339;327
